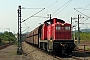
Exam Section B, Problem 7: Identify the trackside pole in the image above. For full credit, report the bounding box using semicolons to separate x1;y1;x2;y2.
17;5;23;55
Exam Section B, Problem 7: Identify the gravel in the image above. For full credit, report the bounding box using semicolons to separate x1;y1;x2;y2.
22;42;58;60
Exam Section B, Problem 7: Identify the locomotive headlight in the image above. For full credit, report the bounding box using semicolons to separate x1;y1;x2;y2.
75;40;77;42
60;43;66;47
62;24;64;26
60;44;63;46
50;40;53;42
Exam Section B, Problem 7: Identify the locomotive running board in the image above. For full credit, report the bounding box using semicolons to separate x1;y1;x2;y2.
39;40;53;52
39;40;48;48
39;40;48;43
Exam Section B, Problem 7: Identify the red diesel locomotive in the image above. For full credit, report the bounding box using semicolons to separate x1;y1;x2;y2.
25;18;75;54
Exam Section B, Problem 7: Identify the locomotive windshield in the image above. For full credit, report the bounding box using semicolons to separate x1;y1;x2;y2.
56;24;61;30
45;19;53;26
56;24;71;30
46;22;51;26
65;26;70;30
56;26;61;30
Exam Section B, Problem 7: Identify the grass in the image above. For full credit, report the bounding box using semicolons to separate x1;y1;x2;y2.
11;51;17;55
86;47;90;51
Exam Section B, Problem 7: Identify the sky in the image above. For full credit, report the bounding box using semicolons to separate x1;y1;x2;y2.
0;0;90;34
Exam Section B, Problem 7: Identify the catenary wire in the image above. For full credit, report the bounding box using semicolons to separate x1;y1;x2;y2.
53;0;73;16
52;0;72;15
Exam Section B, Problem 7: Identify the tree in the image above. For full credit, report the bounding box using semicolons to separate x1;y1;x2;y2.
0;31;16;43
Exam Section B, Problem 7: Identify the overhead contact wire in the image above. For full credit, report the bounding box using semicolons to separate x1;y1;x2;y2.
21;8;45;23
54;0;72;16
52;0;72;15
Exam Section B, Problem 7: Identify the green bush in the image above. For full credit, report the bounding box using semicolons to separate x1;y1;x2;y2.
73;32;90;41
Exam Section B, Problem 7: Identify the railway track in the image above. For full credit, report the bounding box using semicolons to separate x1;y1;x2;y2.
23;42;90;60
46;49;90;60
55;54;86;60
38;48;90;60
0;43;14;50
72;56;82;60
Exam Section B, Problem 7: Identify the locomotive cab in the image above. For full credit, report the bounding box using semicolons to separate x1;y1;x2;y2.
54;22;72;40
46;18;75;54
44;18;72;41
41;18;53;40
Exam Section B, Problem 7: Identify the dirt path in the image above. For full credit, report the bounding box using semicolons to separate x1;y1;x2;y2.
0;45;29;60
